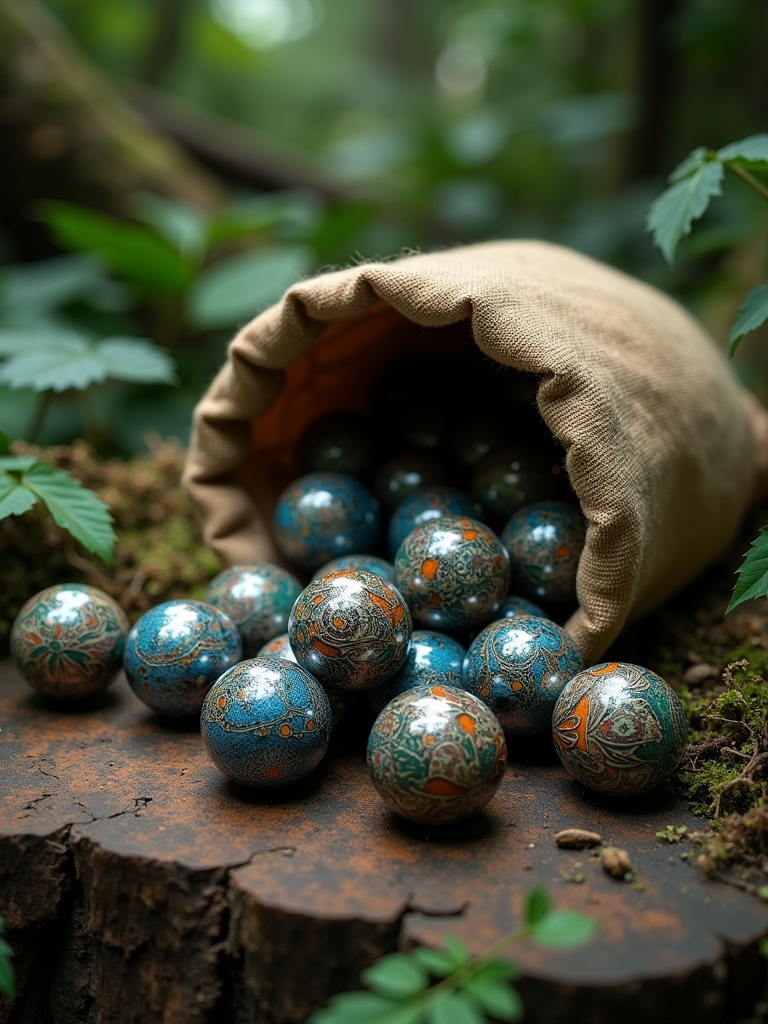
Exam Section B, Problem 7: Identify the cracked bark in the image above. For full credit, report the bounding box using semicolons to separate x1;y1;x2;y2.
1;661;768;1024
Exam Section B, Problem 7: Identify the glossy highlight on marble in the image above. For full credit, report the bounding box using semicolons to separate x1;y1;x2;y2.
471;446;565;528
201;658;332;788
312;554;395;583
394;515;510;632
373;451;446;511
288;569;412;691
367;684;507;824
123;600;242;718
371;630;467;714
387;486;483;558
463;615;582;735
255;632;297;662
205;562;302;657
273;471;381;573
552;662;687;795
10;583;128;700
501;500;586;607
498;595;547;619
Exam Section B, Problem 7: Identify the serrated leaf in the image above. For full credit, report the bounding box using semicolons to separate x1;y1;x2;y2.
524;886;551;925
132;192;209;260
0;456;41;472
727;526;768;612
718;134;768;171
530;909;596;948
0;332;107;391
646;159;724;264
425;990;484;1024
0;472;39;519
0;326;84;356
668;146;710;183
23;463;115;564
410;946;457;978
98;338;177;385
362;953;428;1000
187;244;312;329
463;977;523;1022
729;284;768;356
40;201;195;296
0;255;105;311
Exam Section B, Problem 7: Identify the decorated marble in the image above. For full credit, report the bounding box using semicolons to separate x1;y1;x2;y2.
288;569;412;691
498;595;547;619
394;515;510;632
387;486;484;558
204;562;302;658
552;662;687;795
371;630;467;714
367;684;507;824
295;411;376;479
10;583;128;700
201;657;332;788
273;471;381;573
463;616;582;736
312;554;396;583
471;446;566;527
255;632;297;662
373;452;447;511
501;500;586;607
123;600;242;718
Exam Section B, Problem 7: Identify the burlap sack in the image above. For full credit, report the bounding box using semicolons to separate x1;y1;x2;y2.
182;240;768;666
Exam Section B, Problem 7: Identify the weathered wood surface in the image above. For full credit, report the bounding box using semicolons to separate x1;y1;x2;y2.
1;658;766;1024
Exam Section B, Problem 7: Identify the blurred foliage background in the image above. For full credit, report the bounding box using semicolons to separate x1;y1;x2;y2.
2;0;768;455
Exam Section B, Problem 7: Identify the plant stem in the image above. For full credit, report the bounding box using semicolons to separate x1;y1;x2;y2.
726;162;768;204
417;925;530;1005
27;391;55;444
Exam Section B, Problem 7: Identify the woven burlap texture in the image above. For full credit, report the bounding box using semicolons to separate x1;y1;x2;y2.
183;239;765;666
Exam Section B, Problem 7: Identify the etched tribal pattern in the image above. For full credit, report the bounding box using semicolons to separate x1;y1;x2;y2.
552;662;687;795
387;486;482;557
501;500;586;607
394;515;510;631
312;554;396;583
463;616;582;735
367;684;507;824
371;630;467;714
201;658;332;788
11;584;128;699
289;569;412;690
205;562;302;657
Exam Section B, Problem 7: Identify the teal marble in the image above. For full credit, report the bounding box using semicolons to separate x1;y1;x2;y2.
289;568;412;691
312;554;395;583
255;632;297;662
201;657;332;788
463;616;582;736
123;600;242;718
552;662;687;795
295;411;376;479
394;515;510;632
373;452;446;511
205;562;303;658
367;684;507;824
471;446;566;528
501;500;586;607
371;630;467;714
498;595;547;619
10;583;128;700
387;486;483;558
273;471;381;573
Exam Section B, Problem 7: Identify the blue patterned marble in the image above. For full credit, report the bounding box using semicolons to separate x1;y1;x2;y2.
367;684;507;824
463;615;582;736
387;486;484;558
123;600;242;718
501;500;586;607
205;562;302;657
371;630;467;714
312;554;395;583
394;515;510;632
273;471;381;573
255;632;297;662
553;662;687;795
471;446;566;528
10;583;128;700
201;657;332;788
373;452;447;511
289;569;412;691
498;595;547;619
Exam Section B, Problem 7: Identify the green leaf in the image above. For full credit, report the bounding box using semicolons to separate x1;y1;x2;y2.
410;947;457;978
718;134;768;171
668;147;710;183
530;909;596;949
0;471;39;518
187;244;312;329
23;463;116;564
0;432;10;456
132;192;209;261
97;338;177;385
463;976;523;1022
0;255;105;311
524;887;551;926
309;992;422;1024
727;526;768;612
40;202;195;296
471;960;519;983
0;950;14;1002
646;158;724;264
729;284;768;356
439;936;470;970
362;953;428;1000
425;991;484;1024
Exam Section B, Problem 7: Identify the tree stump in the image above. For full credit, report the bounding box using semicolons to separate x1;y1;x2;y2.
1;658;766;1024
